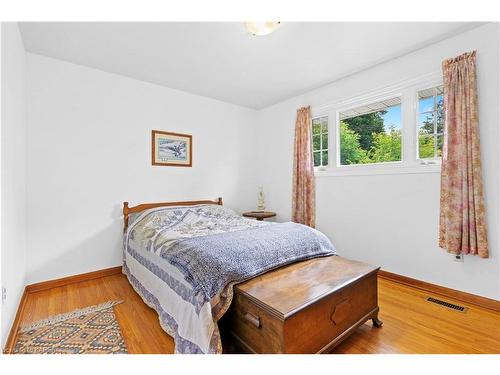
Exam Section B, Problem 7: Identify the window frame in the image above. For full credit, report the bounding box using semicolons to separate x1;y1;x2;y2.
312;72;443;177
311;115;329;169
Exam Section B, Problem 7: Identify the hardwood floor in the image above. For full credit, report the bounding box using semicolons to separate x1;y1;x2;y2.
13;274;500;354
335;278;500;353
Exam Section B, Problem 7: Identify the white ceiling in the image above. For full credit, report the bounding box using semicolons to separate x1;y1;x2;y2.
19;22;482;109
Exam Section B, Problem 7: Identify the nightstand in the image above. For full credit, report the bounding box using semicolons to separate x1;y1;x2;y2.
242;211;276;221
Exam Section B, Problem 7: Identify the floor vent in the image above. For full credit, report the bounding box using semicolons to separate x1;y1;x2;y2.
426;297;468;313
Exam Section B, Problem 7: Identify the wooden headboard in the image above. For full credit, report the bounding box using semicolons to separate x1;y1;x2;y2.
122;197;223;231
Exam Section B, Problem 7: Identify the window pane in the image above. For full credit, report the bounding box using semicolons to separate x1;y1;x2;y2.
312;134;321;151
419;113;434;135
321;150;328;166
312;122;321;136
437;116;444;134
418;96;434;113
436;94;444;109
321;133;328;149
321;121;328;134
313;151;321;167
419;134;435;159
436;96;444;133
339;98;402;166
437;134;444;157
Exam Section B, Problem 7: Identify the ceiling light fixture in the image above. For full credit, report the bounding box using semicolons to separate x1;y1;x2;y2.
245;22;281;36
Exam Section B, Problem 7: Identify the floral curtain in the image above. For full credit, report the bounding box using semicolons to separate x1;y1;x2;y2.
439;51;488;258
292;106;315;227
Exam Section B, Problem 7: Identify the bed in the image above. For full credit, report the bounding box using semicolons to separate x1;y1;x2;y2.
122;197;381;354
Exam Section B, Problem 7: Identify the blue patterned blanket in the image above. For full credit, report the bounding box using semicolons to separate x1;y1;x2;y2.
160;222;336;299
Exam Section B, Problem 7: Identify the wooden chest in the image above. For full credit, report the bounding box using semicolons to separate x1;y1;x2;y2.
221;256;381;354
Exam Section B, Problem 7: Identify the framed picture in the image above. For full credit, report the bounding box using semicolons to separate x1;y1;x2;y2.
152;130;192;167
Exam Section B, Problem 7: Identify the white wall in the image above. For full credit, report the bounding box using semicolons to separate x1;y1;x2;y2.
26;53;258;284
1;23;27;347
257;23;500;300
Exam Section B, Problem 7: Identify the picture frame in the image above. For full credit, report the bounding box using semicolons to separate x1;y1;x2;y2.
151;130;192;167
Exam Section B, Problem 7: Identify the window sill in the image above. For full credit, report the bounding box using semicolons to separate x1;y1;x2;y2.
314;164;441;177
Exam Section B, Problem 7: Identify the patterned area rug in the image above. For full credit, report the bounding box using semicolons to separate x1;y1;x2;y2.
13;300;128;354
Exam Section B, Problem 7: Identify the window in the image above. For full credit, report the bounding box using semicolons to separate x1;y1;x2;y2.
417;86;444;159
312;116;328;167
338;97;402;166
311;73;443;176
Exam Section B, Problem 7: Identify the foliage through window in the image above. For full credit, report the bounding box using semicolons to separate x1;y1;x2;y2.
339;97;402;166
418;86;444;159
312;116;328;167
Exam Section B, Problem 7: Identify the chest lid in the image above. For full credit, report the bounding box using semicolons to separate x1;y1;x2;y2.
234;256;378;319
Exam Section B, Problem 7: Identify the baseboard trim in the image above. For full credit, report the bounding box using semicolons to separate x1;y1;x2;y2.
3;288;28;354
378;270;500;313
5;266;498;353
3;266;123;353
25;266;123;293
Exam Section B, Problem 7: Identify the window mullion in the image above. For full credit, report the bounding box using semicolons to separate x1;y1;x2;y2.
321;131;325;166
330;109;338;168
